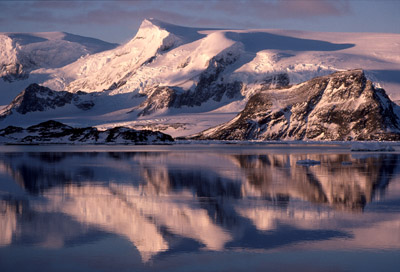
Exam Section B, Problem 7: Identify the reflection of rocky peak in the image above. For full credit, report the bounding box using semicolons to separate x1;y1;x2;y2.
1;150;400;262
140;166;173;195
49;185;169;262
233;153;397;211
234;154;329;205
0;197;115;250
1;151;396;211
0;154;95;195
236;204;332;232
0;199;18;246
111;184;232;251
139;163;243;228
194;70;400;141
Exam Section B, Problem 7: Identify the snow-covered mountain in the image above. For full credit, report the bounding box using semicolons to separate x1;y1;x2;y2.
0;31;118;80
0;31;118;102
0;19;399;139
192;70;400;141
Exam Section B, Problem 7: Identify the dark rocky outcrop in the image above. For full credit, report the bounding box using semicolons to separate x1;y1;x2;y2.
0;84;95;119
137;52;245;116
192;69;400;141
1;63;29;82
0;120;174;144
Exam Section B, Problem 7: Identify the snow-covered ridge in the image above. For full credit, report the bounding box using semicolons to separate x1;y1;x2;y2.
50;19;355;95
0;32;118;82
41;19;400;104
56;19;186;94
1;19;400;138
0;31;118;103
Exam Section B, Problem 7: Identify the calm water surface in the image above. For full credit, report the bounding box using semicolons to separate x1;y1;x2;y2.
0;144;400;271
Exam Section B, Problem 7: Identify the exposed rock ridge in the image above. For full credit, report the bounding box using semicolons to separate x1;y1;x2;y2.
0;84;95;119
192;69;400;141
137;46;290;116
0;120;174;144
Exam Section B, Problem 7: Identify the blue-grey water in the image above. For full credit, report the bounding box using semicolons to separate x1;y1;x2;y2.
0;144;399;272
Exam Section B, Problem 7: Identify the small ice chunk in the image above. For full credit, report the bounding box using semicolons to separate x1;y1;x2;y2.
350;143;394;152
296;159;321;166
341;161;352;165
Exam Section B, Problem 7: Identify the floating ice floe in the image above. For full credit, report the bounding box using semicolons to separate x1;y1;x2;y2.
341;161;353;165
296;159;321;166
350;143;394;152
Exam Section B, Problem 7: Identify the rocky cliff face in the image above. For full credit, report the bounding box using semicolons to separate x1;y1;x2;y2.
137;61;289;116
0;120;174;144
0;84;95;119
137;49;245;116
193;70;400;141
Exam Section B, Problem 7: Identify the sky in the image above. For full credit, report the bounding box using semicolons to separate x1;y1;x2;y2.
0;0;399;43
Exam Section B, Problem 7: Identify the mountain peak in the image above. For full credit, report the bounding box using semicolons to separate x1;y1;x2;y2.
136;18;206;44
133;18;173;41
192;69;400;141
140;18;191;32
141;18;171;29
139;18;164;30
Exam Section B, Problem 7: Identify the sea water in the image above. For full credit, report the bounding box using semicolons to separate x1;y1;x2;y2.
0;144;399;271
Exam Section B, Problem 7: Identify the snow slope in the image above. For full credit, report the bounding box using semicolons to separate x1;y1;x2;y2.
0;32;118;103
43;19;400;98
1;19;400;137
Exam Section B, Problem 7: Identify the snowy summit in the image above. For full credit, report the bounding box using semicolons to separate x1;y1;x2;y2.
0;19;400;141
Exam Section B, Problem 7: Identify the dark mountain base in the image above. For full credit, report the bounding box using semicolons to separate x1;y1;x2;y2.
0;120;174;144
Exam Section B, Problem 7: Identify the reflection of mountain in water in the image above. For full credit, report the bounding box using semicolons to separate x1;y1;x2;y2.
0;151;400;262
0;198;109;248
0;199;18;246
233;153;398;211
